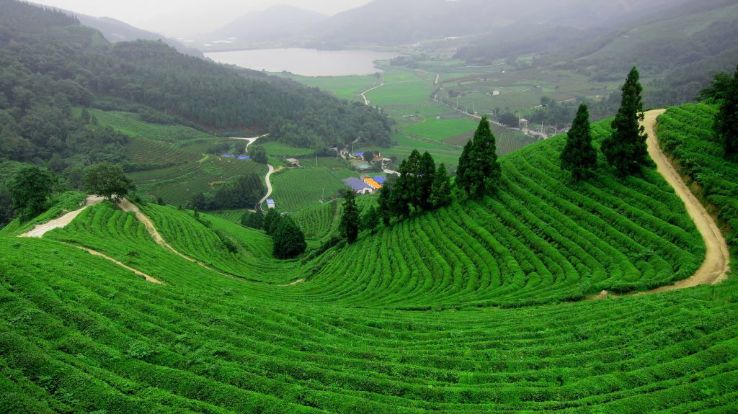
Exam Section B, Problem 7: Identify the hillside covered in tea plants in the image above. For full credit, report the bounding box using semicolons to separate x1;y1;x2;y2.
1;100;736;412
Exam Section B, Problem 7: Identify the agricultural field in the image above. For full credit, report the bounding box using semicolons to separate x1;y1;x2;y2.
658;103;738;254
2;110;737;410
270;157;357;213
291;67;539;170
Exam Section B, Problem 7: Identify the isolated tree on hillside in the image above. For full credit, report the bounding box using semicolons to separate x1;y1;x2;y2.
457;117;501;198
418;152;436;210
601;67;649;177
9;166;54;219
430;163;452;209
84;163;133;201
710;66;738;157
561;104;597;181
340;190;360;244
272;216;306;259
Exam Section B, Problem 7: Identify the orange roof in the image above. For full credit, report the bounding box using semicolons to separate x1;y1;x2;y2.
363;177;382;190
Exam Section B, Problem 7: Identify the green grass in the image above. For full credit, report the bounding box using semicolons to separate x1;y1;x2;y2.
2;104;737;412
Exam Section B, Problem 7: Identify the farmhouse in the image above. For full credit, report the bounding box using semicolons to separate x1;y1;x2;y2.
343;178;374;195
363;176;382;191
285;158;301;168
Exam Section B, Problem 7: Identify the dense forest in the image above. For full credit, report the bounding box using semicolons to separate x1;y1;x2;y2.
0;0;392;167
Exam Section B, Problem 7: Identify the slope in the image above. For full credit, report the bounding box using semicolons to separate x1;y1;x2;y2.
1;102;736;412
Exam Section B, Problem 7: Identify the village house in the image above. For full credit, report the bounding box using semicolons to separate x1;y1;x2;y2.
343;177;374;195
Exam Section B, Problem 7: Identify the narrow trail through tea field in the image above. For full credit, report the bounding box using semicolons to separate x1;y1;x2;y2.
231;133;275;209
592;110;730;300
20;195;104;238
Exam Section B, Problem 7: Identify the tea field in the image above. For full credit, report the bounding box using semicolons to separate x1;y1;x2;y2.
1;103;736;412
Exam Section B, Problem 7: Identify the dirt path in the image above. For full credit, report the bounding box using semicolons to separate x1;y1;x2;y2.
643;109;730;290
593;110;730;300
360;82;385;106
259;164;276;207
76;246;163;285
117;199;196;262
21;196;104;238
231;134;270;150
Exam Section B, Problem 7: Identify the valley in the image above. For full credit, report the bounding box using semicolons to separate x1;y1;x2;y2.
1;0;738;412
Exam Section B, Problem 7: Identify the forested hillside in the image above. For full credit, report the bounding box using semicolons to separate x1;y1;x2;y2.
0;0;392;166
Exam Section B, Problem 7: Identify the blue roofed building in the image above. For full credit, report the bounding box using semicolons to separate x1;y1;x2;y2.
343;177;374;195
266;199;276;209
374;176;386;185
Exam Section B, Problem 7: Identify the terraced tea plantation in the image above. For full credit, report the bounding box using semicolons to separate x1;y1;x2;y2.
1;106;736;412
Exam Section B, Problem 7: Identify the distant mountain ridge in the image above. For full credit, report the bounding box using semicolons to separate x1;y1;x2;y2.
197;5;327;51
68;12;203;57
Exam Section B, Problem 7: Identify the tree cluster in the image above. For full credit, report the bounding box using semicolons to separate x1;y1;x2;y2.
240;209;307;259
377;150;452;225
8;166;55;220
457;117;502;198
190;174;264;211
84;163;134;201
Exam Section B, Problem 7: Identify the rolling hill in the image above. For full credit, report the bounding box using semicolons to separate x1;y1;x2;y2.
1;102;735;411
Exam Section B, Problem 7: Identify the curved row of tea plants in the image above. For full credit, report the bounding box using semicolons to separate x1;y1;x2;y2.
291;119;704;308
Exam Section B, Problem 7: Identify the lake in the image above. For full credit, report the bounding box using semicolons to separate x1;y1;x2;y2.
205;48;398;77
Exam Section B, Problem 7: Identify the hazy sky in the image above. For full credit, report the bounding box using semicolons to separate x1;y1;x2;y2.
28;0;372;38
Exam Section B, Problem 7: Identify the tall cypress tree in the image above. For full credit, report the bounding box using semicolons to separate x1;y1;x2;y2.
340;190;360;244
430;163;452;209
418;152;436;210
391;159;412;218
378;179;393;226
458;117;501;198
561;104;597;181
602;67;649;177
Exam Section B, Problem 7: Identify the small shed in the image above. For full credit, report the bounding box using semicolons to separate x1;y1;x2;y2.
363;177;382;190
266;199;276;209
285;158;301;168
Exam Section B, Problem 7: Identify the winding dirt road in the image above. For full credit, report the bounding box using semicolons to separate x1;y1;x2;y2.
593;110;730;299
642;110;730;291
230;133;275;209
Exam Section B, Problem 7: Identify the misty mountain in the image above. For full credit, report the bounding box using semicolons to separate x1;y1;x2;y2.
198;5;327;51
72;13;203;58
286;0;692;49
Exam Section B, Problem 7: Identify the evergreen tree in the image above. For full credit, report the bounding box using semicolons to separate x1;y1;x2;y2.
361;205;380;234
560;104;597;181
456;139;473;196
272;216;306;259
713;66;738;157
378;180;393;226
430;163;452;209
601;67;649;177
340;190;361;244
391;160;412;218
418;152;436;210
405;150;423;208
8;166;54;219
457;117;501;198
